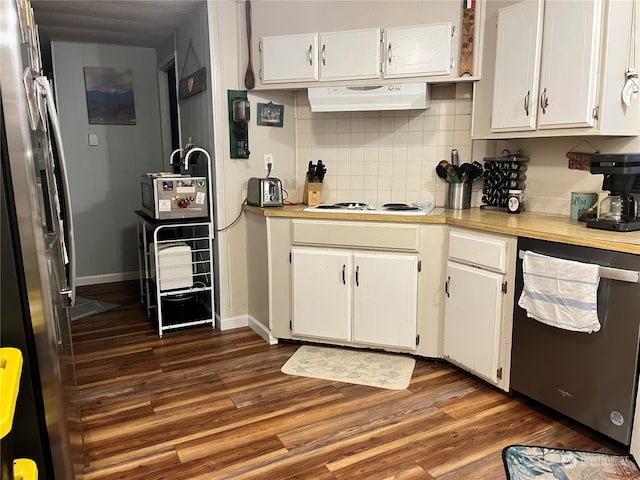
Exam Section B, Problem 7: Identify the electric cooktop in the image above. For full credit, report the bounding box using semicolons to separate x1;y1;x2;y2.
303;202;433;216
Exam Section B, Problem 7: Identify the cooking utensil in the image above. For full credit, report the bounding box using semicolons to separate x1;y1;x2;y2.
459;163;473;183
244;0;255;90
451;149;459;166
435;164;447;180
445;164;460;183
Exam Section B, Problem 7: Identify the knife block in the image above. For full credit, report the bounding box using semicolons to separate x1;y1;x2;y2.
302;179;323;205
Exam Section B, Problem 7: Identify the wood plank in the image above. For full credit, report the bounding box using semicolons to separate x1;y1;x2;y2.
72;281;627;479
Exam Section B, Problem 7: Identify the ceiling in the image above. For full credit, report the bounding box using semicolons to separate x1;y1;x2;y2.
31;0;204;49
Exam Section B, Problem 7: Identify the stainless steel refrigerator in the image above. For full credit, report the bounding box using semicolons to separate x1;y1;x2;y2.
1;0;81;477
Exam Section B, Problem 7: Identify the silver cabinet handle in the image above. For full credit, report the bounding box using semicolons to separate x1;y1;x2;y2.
308;44;313;66
322;44;326;66
445;276;450;297
342;264;346;284
524;90;530;116
355;265;360;287
540;88;549;114
388;43;392;65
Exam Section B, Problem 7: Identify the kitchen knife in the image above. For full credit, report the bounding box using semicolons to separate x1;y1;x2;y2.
316;160;326;182
307;161;315;182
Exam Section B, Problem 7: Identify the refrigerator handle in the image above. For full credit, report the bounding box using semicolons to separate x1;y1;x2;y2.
36;76;76;307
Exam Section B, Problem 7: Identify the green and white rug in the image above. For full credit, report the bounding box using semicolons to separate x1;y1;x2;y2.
281;345;415;390
503;445;640;479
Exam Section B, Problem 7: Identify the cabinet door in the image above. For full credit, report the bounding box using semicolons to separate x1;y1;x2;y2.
491;0;544;132
292;248;351;341
443;261;503;383
352;252;418;349
260;33;319;83
384;23;452;78
319;28;381;81
537;0;602;129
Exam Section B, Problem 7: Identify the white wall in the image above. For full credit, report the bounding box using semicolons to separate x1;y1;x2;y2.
51;42;163;282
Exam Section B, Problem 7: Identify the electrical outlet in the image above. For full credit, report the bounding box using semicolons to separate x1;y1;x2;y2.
264;153;273;171
88;133;98;146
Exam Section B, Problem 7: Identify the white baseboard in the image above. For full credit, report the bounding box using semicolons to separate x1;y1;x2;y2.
221;314;277;345
77;271;139;286
247;315;278;345
219;314;249;331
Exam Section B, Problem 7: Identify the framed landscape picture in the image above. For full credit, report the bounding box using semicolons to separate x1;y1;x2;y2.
84;67;136;125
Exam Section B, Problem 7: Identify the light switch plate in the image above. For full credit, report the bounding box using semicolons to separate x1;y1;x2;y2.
88;133;98;146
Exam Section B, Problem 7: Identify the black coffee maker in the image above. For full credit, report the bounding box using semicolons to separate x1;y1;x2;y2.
587;153;640;232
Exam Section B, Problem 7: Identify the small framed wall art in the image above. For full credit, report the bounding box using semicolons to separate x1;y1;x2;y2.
257;102;284;127
84;66;136;125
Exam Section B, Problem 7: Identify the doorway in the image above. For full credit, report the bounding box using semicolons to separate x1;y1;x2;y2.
158;56;181;169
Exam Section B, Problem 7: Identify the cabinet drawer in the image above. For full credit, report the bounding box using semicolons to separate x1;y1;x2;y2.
448;229;508;272
292;220;420;252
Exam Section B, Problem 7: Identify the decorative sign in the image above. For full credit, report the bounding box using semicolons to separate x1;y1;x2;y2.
178;67;206;99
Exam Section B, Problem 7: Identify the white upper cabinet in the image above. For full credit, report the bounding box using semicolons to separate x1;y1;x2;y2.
384;23;453;78
476;0;639;138
491;0;543;132
492;0;601;132
537;0;601;130
319;28;381;81
260;33;319;84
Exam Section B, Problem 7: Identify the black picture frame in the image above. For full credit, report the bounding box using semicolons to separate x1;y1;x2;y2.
257;102;284;127
84;67;136;125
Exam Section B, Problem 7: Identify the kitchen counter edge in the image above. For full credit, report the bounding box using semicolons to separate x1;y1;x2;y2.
243;205;640;255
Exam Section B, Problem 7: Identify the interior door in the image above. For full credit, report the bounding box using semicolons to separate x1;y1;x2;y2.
292;248;351;341
444;261;503;383
352;252;418;349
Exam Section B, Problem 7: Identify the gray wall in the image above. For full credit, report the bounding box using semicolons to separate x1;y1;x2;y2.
51;41;163;280
175;2;215;160
175;3;221;315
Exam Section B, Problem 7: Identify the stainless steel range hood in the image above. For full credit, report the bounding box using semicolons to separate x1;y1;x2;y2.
307;83;430;112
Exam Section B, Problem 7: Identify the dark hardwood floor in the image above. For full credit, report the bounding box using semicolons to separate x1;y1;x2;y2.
72;281;625;479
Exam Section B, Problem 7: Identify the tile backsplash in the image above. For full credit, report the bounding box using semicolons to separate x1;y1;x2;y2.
294;84;474;207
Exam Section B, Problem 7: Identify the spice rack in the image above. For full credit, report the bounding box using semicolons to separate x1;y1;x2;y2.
481;151;529;211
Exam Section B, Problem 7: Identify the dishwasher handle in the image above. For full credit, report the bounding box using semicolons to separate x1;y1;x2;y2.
518;250;640;284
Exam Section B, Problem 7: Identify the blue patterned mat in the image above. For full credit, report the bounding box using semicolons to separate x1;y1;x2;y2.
503;445;640;480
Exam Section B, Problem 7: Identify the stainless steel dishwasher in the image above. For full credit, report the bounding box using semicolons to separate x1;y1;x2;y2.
511;237;640;445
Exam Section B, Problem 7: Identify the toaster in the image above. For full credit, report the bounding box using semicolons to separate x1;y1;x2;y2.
247;177;283;207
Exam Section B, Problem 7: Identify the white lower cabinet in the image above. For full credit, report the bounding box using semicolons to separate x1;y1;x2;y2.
442;228;516;390
292;248;352;342
292;247;418;350
443;261;504;383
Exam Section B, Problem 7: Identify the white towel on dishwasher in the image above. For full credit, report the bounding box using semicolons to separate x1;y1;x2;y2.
518;251;601;333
